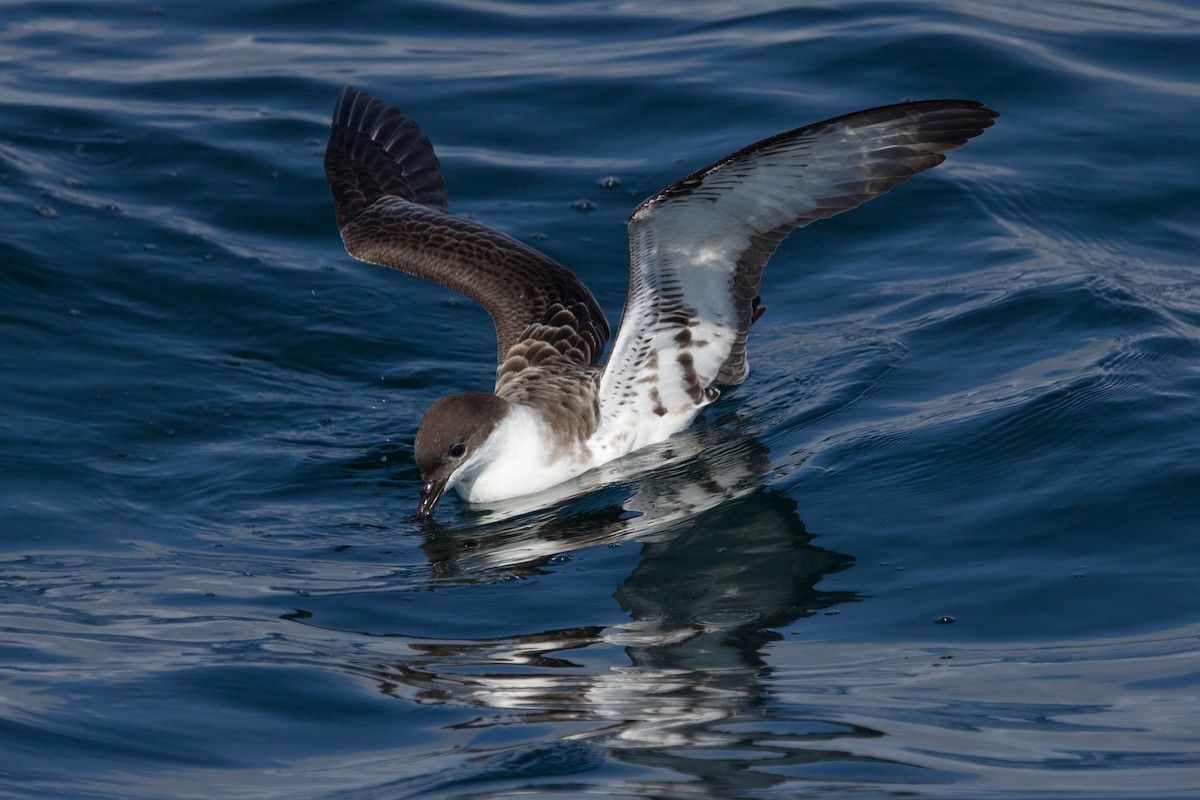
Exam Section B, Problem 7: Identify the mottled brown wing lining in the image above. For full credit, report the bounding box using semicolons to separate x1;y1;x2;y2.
614;99;998;397
325;87;611;376
701;101;998;384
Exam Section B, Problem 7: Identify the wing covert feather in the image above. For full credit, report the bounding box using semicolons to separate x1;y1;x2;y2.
325;87;610;378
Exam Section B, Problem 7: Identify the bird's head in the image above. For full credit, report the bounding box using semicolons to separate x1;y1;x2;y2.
412;392;509;519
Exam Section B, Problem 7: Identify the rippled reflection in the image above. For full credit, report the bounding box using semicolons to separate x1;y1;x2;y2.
286;424;926;795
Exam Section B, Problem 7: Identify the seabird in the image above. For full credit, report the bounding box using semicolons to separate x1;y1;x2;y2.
324;87;996;518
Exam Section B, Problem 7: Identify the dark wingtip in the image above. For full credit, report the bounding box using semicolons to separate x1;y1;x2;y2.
324;86;449;230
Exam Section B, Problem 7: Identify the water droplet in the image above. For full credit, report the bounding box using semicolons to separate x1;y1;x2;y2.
598;175;620;188
571;199;594;212
934;615;955;625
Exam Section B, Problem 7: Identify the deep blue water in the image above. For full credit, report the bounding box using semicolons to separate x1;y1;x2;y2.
3;1;1199;798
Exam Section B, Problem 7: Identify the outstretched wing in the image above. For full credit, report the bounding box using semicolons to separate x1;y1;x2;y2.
598;99;997;430
324;87;610;384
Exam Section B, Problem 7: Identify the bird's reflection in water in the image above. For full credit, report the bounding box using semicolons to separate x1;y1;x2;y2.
340;423;906;795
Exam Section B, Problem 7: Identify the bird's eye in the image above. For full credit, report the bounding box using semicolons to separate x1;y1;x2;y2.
449;443;467;458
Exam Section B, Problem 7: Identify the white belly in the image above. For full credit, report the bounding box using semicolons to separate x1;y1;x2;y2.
450;399;706;504
452;404;593;503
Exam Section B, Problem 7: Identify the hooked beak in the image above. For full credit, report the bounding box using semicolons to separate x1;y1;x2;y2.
415;478;448;520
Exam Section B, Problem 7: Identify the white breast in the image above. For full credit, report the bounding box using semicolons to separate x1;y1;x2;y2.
452;404;595;503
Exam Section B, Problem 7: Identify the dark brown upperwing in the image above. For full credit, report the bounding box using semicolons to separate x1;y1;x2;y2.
324;87;610;371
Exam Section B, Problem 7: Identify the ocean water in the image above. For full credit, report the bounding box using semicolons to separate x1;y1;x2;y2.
2;1;1199;798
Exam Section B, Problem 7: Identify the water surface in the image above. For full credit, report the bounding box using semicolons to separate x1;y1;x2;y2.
2;1;1199;798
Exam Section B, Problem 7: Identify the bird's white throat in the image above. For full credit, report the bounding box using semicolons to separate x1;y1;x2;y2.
451;403;588;503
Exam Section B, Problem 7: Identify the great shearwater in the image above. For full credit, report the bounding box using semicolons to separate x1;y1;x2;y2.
324;87;996;518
